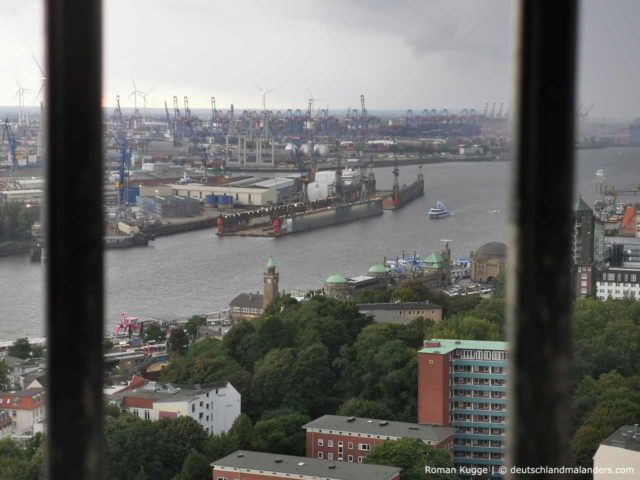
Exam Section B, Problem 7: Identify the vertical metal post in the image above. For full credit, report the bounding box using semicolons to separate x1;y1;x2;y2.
46;0;104;478
507;0;578;475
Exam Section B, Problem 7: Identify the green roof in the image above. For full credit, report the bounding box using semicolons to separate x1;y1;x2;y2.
368;264;388;274
423;252;444;267
325;274;347;284
419;338;509;355
266;257;276;269
575;196;592;212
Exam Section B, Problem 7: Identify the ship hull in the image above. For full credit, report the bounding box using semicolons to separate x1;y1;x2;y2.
278;199;383;236
382;179;424;210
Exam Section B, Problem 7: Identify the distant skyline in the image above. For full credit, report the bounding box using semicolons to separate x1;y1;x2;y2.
0;1;639;119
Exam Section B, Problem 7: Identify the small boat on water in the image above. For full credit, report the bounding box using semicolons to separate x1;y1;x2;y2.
596;168;605;177
427;201;450;219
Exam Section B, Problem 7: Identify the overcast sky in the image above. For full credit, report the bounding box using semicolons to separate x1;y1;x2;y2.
0;0;639;119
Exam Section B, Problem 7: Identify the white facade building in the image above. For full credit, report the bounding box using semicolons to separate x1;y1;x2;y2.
593;425;640;479
596;267;640;300
0;388;46;437
113;378;241;435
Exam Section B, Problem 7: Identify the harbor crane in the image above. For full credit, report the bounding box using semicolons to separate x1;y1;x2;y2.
2;119;18;190
112;134;131;210
112;95;124;128
164;101;173;135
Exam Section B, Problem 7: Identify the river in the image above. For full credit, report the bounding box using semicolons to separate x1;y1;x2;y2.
1;146;638;340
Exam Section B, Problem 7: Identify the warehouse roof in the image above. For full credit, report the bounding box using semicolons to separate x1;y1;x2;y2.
358;301;442;311
211;450;401;480
419;338;508;354
303;415;454;444
600;425;640;452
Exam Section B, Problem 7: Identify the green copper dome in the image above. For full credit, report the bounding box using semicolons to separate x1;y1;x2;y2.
325;274;347;284
368;264;388;274
267;257;276;269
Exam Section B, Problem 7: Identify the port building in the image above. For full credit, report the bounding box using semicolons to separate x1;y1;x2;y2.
170;177;296;207
470;242;507;284
418;339;508;475
357;301;443;324
229;257;280;320
211;450;401;480
303;415;454;463
136;195;201;218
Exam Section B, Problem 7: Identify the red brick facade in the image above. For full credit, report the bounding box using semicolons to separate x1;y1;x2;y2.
417;351;450;425
305;430;453;462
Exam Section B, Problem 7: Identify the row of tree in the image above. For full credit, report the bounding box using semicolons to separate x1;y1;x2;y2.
0;203;38;243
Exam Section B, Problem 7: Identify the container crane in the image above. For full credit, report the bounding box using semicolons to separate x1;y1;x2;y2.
164;101;173;135
112;95;124;129
113;135;131;210
2;119;18;190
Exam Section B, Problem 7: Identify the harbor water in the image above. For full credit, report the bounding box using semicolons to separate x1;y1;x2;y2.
0;147;638;340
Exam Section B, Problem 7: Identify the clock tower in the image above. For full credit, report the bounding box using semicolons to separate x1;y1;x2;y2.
263;257;279;309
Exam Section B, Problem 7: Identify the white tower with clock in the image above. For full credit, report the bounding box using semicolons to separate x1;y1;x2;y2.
263;257;279;309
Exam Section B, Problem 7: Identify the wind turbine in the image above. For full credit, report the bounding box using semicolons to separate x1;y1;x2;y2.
306;89;324;117
129;78;144;117
32;55;46;104
14;80;31;126
255;83;277;112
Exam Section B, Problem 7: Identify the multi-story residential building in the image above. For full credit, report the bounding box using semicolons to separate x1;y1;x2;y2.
593;424;640;479
303;415;454;463
596;266;640;300
0;388;46;437
572;197;605;298
418;339;508;476
112;376;240;435
211;450;401;480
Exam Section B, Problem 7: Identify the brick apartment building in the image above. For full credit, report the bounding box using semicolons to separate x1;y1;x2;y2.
303;415;454;463
0;388;46;437
418;339;508;476
211;450;401;480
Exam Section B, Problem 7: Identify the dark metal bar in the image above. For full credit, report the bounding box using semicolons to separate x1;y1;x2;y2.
46;0;104;478
507;0;579;475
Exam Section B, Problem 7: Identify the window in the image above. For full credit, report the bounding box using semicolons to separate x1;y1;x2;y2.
191;404;195;413
358;443;370;451
348;442;353;449
338;441;343;447
328;439;333;447
318;439;324;447
144;411;150;420
358;456;364;463
22;2;596;476
317;452;323;459
348;455;353;462
328;453;333;460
